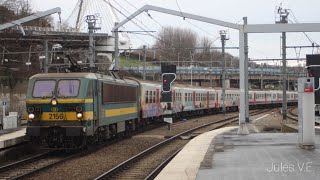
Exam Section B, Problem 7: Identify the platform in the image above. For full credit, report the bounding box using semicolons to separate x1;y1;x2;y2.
156;127;320;180
0;127;26;150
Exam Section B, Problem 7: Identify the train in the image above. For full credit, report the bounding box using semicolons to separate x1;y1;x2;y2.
25;72;297;149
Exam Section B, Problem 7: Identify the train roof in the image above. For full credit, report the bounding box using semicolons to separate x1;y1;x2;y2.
30;73;98;79
29;73;138;85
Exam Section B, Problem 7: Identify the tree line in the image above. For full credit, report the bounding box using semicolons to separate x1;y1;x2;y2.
0;0;52;27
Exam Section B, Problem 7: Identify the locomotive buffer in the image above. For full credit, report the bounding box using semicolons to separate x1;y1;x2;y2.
161;65;177;131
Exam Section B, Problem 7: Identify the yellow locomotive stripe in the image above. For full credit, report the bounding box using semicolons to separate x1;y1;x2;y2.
105;107;137;117
26;99;93;104
40;111;94;121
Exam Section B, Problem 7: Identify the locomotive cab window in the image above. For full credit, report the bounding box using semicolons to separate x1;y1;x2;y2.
57;80;80;97
33;80;56;98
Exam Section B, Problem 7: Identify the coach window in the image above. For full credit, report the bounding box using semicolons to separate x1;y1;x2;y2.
185;93;187;101
153;91;156;103
149;91;152;103
146;91;149;104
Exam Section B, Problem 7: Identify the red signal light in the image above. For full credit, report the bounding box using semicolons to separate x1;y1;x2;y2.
163;79;168;83
309;73;315;77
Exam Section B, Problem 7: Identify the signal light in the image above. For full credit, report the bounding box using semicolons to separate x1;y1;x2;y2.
162;73;176;92
309;73;315;77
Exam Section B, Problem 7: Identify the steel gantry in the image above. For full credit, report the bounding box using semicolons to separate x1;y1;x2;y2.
112;4;320;134
0;7;61;34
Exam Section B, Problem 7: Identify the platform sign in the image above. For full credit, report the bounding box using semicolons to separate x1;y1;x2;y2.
164;117;173;124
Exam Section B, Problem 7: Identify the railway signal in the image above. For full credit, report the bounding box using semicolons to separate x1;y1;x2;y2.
162;73;176;92
306;54;320;104
161;65;177;103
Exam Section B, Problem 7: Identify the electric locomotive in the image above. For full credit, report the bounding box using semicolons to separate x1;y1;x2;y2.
26;73;139;149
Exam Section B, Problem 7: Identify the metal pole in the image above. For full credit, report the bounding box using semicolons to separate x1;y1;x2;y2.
210;53;213;87
2;103;5;127
260;74;263;89
75;0;84;31
1;48;4;65
244;17;250;123
138;51;141;73
88;21;95;68
221;31;226;114
281;19;287;121
143;45;146;80
238;27;249;135
191;53;193;86
114;22;119;70
44;39;49;73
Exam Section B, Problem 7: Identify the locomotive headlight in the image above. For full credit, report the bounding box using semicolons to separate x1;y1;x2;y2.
28;113;35;119
76;113;83;119
51;99;57;106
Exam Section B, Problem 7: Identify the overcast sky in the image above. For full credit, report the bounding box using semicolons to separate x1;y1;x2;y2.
30;0;320;66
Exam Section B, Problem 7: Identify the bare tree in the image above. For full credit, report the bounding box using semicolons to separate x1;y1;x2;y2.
153;26;197;65
0;0;53;27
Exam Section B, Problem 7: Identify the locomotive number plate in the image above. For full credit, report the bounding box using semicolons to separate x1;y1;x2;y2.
48;113;65;120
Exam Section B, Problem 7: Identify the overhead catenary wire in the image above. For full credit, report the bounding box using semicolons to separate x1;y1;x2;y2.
121;0;219;52
104;0;197;63
288;9;320;51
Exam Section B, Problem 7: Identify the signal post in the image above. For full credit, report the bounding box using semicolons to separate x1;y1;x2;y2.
161;65;177;131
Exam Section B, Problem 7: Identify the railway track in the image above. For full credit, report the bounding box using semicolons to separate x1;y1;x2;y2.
287;108;298;121
94;109;269;180
0;113;233;179
0;109;273;179
0;151;71;179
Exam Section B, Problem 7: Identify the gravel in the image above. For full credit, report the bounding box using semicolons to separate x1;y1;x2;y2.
29;112;239;180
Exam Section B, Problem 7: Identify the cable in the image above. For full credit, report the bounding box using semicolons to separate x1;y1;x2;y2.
105;0;192;58
122;0;195;48
107;0;226;66
288;9;320;51
175;0;220;41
